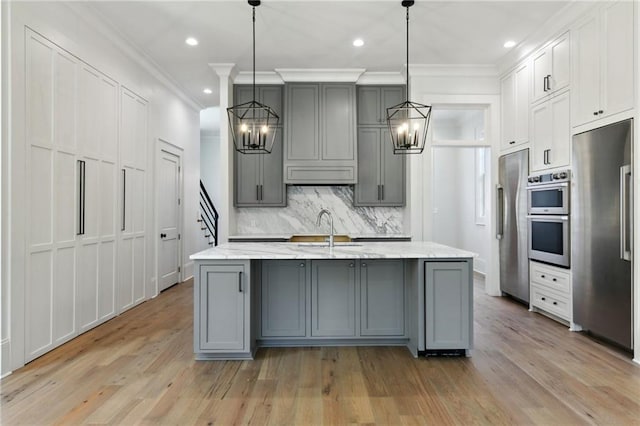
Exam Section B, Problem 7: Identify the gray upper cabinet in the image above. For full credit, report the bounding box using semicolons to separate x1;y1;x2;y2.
311;259;356;337
260;260;307;337
355;127;405;206
284;83;357;184
357;86;404;126
234;85;285;207
355;86;406;207
360;259;405;336
424;260;473;350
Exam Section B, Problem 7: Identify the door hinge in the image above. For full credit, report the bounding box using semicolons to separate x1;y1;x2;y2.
178;166;181;173
178;234;181;240
178;266;181;272
178;198;181;205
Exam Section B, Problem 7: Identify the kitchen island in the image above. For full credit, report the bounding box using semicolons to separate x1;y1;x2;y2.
190;241;475;360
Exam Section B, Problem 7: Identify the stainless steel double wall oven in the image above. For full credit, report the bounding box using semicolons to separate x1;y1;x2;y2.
527;170;571;268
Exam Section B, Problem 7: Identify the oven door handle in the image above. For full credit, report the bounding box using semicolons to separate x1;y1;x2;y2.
620;164;632;261
496;184;504;239
526;215;569;221
526;182;569;190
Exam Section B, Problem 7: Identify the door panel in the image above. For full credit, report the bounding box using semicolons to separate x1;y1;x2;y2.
133;237;145;302
55;152;76;243
30;146;53;246
381;128;405;206
118;238;134;311
355;128;381;205
98;241;116;320
54;246;76;342
322;84;355;160
260;132;285;205
311;260;356;336
357;86;380;125
54;51;77;151
158;150;180;291
286;84;319;161
360;260;404;336
26;251;53;358
77;243;98;331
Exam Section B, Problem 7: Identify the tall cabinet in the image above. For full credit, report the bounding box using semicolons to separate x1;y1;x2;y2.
233;85;285;207
23;30;148;362
355;86;406;206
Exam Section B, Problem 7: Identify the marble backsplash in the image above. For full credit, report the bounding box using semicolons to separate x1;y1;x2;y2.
235;186;405;235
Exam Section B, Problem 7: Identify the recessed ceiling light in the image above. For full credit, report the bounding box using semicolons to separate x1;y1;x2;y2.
185;37;199;46
503;40;516;48
203;88;212;94
353;38;364;47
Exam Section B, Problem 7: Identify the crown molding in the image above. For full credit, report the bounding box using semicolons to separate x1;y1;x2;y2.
73;2;203;111
497;1;597;75
356;72;405;85
209;63;238;80
409;65;499;77
275;68;366;82
234;71;284;85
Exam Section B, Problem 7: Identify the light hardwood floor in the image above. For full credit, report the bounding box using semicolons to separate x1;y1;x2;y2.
2;278;640;425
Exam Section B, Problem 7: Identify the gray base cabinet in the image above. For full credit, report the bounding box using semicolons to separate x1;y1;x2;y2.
424;260;473;350
194;261;254;360
311;260;356;336
360;259;405;336
260;260;307;337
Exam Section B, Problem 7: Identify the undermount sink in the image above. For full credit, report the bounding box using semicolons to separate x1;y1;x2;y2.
296;242;362;247
288;234;351;243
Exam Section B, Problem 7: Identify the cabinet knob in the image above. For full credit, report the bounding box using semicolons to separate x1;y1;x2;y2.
299;263;305;267
552;301;558;305
509;141;516;145
541;297;546;301
593;112;599;116
362;263;367;268
552;278;557;282
598;110;603;114
541;274;545;279
349;263;355;268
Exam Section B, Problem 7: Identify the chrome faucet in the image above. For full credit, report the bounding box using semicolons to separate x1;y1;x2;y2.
316;208;335;247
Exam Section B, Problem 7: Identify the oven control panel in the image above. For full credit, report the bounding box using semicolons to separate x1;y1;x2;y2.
527;170;570;186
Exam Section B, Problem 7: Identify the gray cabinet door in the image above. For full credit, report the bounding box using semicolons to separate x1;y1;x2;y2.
360;260;405;336
261;260;306;337
322;84;356;161
381;86;405;114
357;86;382;125
235;151;260;206
424;261;472;350
286;84;319;161
380;127;405;206
198;264;246;351
260;86;284;120
355;128;381;205
259;131;285;206
311;260;356;337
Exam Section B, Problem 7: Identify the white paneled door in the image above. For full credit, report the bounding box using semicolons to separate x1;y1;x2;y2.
158;148;182;291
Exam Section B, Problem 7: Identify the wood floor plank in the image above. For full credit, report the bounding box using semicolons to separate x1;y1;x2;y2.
2;277;640;425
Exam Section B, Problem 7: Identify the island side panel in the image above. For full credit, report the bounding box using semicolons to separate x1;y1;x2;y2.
424;258;474;353
193;260;254;360
405;259;421;357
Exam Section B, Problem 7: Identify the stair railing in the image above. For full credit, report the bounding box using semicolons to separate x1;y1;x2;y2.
199;180;219;246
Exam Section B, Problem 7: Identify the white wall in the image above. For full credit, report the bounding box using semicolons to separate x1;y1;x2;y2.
200;107;222;211
1;1;200;374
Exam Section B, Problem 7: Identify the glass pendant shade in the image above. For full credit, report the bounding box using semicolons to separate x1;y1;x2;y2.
228;100;279;154
226;0;280;154
386;0;432;155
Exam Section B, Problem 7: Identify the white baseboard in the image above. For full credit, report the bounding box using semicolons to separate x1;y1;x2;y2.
1;338;12;377
184;261;194;281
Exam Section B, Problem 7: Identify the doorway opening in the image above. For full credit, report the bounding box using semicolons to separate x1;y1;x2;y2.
430;107;491;276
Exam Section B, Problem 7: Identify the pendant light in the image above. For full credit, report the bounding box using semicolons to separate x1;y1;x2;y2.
386;0;432;154
227;0;280;154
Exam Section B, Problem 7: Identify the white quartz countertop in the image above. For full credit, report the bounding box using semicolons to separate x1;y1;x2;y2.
190;241;476;260
227;234;412;240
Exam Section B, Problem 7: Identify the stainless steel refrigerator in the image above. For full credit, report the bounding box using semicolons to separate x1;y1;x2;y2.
573;119;633;351
497;149;530;303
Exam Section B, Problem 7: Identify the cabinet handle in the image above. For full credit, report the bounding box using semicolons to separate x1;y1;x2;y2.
496;185;504;239
299;262;305;267
121;168;126;232
542;76;548;92
238;271;242;292
598;110;603;115
509;140;516;145
546;74;552;91
381;185;384;201
77;160;86;235
256;185;260;201
377;185;381;201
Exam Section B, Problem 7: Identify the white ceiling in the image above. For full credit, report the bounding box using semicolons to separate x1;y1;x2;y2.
89;0;571;108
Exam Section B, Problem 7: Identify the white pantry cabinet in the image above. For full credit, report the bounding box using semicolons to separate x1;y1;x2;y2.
531;90;571;171
572;1;635;127
531;32;570;103
23;30;149;362
501;60;531;151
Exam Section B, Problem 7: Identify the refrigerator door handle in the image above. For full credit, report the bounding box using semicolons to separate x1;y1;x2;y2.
620;164;632;261
496;184;504;239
